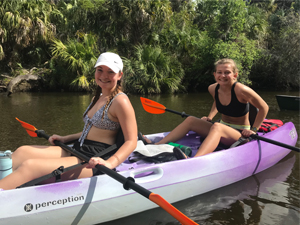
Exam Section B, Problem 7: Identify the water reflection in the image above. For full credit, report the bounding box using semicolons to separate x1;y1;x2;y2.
0;92;93;150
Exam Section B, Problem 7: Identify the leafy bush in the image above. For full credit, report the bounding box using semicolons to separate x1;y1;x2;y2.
123;45;185;94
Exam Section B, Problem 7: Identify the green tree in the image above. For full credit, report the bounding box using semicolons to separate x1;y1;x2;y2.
185;0;259;91
0;0;61;71
123;44;184;94
0;0;298;92
158;0;197;62
50;32;99;90
251;7;300;90
53;0;105;39
91;0;173;55
194;0;247;41
244;3;269;46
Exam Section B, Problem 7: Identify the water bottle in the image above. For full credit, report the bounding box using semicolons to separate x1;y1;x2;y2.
167;142;192;157
0;150;12;180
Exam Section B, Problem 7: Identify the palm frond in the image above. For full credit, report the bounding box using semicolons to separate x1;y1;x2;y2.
70;75;90;90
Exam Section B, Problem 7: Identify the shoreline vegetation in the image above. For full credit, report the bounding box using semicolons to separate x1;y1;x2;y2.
0;0;299;95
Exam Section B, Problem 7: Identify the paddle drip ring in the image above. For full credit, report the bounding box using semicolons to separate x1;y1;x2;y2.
123;176;135;190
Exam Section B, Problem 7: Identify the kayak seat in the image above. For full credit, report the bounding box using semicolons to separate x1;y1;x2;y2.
248;104;258;128
64;139;78;145
115;128;125;149
229;137;253;148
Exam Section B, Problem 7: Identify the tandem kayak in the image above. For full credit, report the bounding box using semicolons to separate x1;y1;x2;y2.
0;122;298;225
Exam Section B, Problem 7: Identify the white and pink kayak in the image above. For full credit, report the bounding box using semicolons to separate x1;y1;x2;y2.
0;122;298;225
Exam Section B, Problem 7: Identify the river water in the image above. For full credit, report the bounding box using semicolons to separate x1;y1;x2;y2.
0;90;299;224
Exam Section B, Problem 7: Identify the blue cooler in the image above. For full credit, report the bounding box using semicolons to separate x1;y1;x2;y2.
0;150;12;179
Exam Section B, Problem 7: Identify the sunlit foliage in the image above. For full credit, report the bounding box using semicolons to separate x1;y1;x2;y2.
0;0;298;92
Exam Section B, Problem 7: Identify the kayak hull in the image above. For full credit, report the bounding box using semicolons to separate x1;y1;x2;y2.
276;95;300;111
0;122;298;225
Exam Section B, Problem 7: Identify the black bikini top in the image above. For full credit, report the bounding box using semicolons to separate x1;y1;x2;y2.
215;82;249;117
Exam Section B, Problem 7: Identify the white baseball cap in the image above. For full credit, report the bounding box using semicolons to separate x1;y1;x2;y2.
94;52;123;73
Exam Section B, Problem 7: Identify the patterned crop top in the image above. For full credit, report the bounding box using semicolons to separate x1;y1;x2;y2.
78;92;125;146
215;82;249;117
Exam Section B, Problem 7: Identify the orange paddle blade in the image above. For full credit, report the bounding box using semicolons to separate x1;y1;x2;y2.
149;193;198;225
140;97;166;114
16;118;38;137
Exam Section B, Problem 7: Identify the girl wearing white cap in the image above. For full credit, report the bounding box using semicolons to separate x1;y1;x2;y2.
0;52;137;190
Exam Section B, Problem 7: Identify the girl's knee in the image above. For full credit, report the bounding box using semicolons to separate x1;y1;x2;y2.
210;122;223;132
15;159;39;179
18;159;36;171
184;116;199;125
209;123;240;141
12;146;27;162
13;145;30;156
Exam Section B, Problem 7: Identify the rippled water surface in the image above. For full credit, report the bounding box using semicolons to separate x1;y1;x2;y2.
0;90;299;225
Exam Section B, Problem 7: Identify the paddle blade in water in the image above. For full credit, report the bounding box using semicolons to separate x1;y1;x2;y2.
149;193;198;225
16;118;38;137
140;97;166;114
